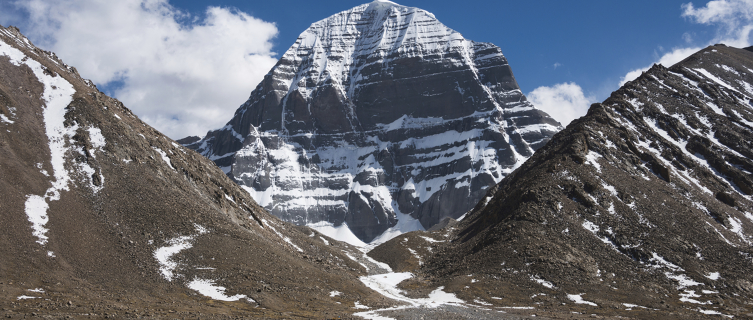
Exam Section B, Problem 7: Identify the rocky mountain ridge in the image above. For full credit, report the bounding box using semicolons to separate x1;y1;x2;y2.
187;0;561;243
0;24;391;319
369;44;753;318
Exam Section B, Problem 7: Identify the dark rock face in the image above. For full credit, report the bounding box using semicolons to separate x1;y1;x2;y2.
175;135;200;145
0;25;381;318
188;1;560;242
414;45;753;317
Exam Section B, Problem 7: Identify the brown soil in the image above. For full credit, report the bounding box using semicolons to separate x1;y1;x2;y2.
0;25;390;319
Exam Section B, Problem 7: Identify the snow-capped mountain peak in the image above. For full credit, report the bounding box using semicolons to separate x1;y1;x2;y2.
187;2;561;243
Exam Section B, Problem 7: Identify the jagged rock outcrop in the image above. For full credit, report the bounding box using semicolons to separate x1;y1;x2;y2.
187;0;560;242
0;25;388;318
391;44;753;318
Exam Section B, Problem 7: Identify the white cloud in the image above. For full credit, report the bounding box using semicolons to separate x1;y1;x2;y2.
553;62;562;69
682;32;694;43
3;0;279;139
620;46;702;86
682;0;753;27
528;82;596;127
682;0;753;47
621;0;753;86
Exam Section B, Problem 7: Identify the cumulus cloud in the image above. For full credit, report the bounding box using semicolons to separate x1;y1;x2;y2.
528;82;596;127
682;0;753;28
2;0;279;139
620;46;702;86
683;0;753;47
621;0;753;86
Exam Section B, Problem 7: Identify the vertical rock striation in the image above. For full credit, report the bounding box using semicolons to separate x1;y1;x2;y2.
188;1;560;242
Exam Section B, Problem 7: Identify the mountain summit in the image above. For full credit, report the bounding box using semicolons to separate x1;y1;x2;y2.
187;1;561;243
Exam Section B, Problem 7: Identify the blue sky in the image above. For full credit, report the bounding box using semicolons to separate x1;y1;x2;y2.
176;0;715;96
1;0;751;138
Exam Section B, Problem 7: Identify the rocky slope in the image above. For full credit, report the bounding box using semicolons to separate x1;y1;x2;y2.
186;0;560;243
370;44;753;318
0;25;395;319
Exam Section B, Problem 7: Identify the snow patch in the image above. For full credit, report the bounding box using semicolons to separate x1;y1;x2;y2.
585;151;602;173
407;248;422;265
473;298;492;306
309;221;366;247
666;273;703;289
567;294;597;306
603;183;618;197
696;309;733;318
648;252;682;271
0;113;13;124
87;127;106;149
366;208;425;247
24;196;51;245
679;290;711;304
419;236;444;243
530;275;555;289
582;220;618;250
187;278;254;303
153;147;174;170
261;219;304;252
694;68;741;94
154;236;194;281
358;272;464;311
649;253;703;289
728;216;751;245
705;272;720;280
153;225;208;281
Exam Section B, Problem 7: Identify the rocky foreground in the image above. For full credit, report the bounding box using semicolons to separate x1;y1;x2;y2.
0;24;398;319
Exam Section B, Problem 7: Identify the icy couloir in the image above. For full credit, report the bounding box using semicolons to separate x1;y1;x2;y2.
187;0;561;242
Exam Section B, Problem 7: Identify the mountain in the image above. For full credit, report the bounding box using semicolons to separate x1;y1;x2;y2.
370;44;753;318
0;25;393;319
186;0;561;243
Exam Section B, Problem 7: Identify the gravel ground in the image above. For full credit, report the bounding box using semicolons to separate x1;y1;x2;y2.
356;304;546;320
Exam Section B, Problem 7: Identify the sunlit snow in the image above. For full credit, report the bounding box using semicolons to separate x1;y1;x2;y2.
567;293;597;306
309;221;366;247
1;37;76;249
187;278;254;303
